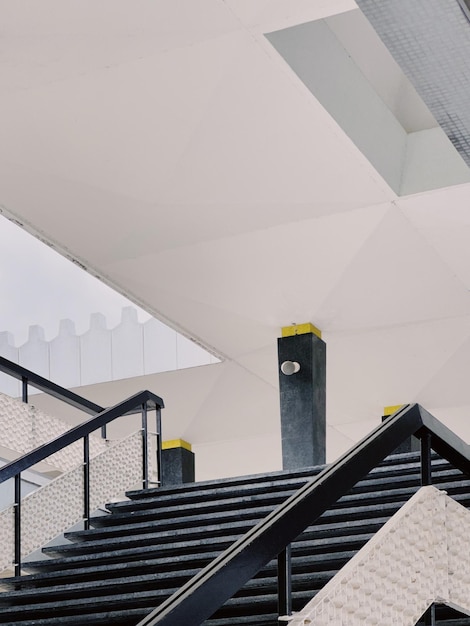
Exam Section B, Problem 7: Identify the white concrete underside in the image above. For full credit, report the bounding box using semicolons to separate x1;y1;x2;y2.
1;0;470;479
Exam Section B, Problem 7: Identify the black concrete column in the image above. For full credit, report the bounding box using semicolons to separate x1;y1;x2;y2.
161;439;195;486
278;325;326;470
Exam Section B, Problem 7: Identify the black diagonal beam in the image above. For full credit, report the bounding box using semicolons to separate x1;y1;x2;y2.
139;403;470;625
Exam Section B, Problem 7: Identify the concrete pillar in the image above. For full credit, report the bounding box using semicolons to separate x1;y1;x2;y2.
161;439;195;486
278;324;326;470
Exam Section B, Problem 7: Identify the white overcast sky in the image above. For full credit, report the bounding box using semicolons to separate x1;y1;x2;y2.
0;215;151;346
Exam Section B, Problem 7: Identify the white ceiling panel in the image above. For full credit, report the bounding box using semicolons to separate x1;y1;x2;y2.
102;204;391;354
0;0;241;95
401;184;470;288
325;315;470;425
154;32;394;209
415;335;470;409
315;206;470;331
224;0;357;33
183;361;280;442
2;0;470;465
0;31;245;203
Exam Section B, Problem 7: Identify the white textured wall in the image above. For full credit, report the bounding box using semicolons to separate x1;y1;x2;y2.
0;392;106;469
0;307;218;395
289;486;470;626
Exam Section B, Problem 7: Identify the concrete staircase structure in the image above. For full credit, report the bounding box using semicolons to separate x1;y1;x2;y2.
0;452;470;625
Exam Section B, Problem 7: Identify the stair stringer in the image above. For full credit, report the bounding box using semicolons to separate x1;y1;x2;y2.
286;485;470;625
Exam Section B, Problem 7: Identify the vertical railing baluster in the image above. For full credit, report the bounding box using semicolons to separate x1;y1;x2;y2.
83;435;90;530
424;604;435;625
14;473;21;577
142;403;149;489
155;406;162;487
420;431;432;486
277;544;292;622
21;377;28;404
422;430;435;626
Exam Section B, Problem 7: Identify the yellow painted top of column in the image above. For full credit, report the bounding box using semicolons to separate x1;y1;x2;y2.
383;405;404;417
162;439;192;451
281;323;322;339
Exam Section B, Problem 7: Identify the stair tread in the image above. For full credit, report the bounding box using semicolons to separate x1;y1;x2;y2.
105;457;456;512
1;451;469;626
5;549;358;590
45;494;424;552
23;514;386;574
0;568;339;605
73;479;470;542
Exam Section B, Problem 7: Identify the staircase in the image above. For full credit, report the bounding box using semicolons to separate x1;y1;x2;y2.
1;452;470;625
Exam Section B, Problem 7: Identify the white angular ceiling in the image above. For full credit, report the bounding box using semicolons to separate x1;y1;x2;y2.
2;0;470;460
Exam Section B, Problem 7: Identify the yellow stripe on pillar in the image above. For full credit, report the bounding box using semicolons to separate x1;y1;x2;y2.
383;405;404;417
162;439;192;452
281;323;322;339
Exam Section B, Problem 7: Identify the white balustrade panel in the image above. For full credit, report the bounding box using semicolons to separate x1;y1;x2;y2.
0;430;143;573
446;495;470;613
286;486;470;626
90;429;143;509
20;464;84;558
0;506;14;570
0;392;106;471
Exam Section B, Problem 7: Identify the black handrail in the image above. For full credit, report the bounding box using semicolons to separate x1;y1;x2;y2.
1;389;164;575
0;355;104;415
0;389;164;484
0;355;164;575
138;403;470;625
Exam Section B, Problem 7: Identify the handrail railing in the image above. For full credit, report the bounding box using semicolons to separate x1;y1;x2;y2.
0;354;104;414
0;356;164;576
138;403;470;625
0;389;164;484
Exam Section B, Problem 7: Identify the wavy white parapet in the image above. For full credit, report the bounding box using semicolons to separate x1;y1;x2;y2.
0;306;218;395
0;429;144;573
285;486;470;625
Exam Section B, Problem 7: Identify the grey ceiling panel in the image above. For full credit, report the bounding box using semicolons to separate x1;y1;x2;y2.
357;0;470;166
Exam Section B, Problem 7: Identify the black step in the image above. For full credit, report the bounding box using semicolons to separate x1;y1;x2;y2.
0;452;468;625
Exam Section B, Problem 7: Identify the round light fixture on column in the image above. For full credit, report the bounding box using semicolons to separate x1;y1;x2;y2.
280;361;301;376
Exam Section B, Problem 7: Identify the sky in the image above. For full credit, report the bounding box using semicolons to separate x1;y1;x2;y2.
0;215;151;346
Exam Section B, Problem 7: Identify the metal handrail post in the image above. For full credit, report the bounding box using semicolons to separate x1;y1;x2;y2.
424;604;436;625
21;377;28;404
155;407;162;487
277;544;292;621
14;473;21;577
83;435;90;530
142;403;149;489
421;431;432;486
0;385;163;575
